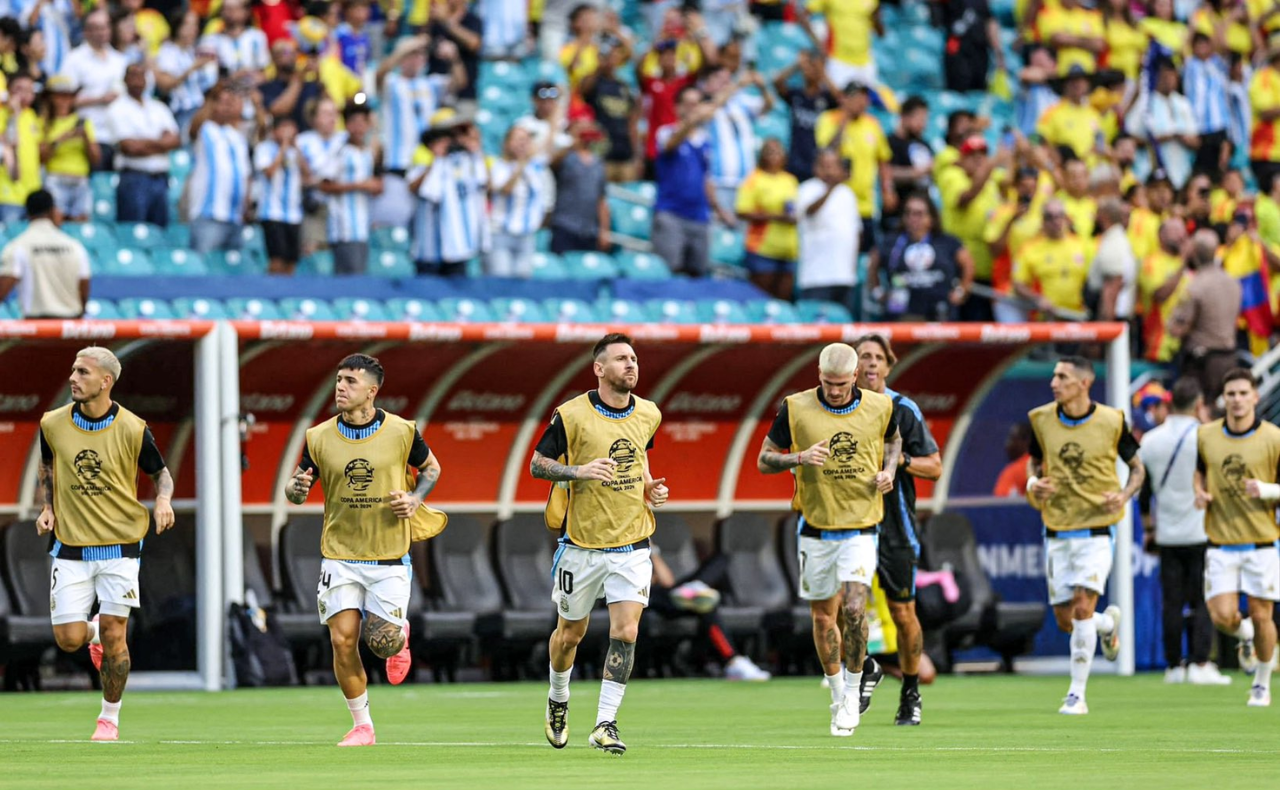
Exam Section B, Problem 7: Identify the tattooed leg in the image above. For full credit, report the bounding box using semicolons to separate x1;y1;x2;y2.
602;639;637;684
810;598;843;676
363;614;406;659
98;616;131;703
841;583;870;671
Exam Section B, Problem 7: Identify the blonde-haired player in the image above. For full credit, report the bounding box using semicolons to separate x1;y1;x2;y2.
1194;368;1280;707
37;347;176;741
759;342;901;736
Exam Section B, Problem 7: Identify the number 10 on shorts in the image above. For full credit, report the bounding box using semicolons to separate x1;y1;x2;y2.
557;568;574;595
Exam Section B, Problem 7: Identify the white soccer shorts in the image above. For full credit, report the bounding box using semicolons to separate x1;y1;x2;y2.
316;558;411;627
50;558;140;624
797;534;878;601
1045;534;1113;605
1205;544;1280;602
550;544;651;622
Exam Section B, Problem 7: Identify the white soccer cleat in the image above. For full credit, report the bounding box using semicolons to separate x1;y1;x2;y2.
1186;662;1232;686
1238;638;1259;675
829;702;853;737
832;694;860;735
725;655;771;681
1164;666;1186;684
1247;686;1271;707
1058;694;1088;715
1100;605;1122;662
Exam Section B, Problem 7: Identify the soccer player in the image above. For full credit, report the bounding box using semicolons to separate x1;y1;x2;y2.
531;333;669;756
1193;369;1280;707
852;334;942;726
758;343;901;737
37;347;176;741
285;354;444;746
1027;356;1143;715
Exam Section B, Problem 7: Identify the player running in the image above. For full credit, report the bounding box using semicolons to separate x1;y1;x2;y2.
1193;369;1280;707
759;343;901;737
37;347;176;741
531;333;668;756
852;334;942;726
285;354;445;746
1027;356;1143;715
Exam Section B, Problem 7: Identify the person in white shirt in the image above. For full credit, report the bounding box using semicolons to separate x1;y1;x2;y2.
410;111;490;276
796;149;859;310
154;10;220;136
187;82;252;253
1126;57;1199;191
1138;378;1230;686
202;0;269;86
319;103;382;275
255;116;310;275
0;189;89;318
1087;198;1137;322
13;0;73;76
296;97;348;256
487;123;553;278
62;9;126;169
515;82;574;209
700;63;773;215
109;62;181;227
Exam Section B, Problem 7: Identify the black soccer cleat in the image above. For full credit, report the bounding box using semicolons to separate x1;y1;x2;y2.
859;657;884;714
895;690;922;726
545;699;569;749
589;720;626;755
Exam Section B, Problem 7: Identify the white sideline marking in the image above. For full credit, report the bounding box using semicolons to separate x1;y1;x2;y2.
0;739;1268;754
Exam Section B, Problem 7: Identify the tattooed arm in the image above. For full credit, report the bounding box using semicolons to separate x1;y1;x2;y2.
1105;455;1146;514
874;428;903;493
757;436;830;474
151;468;176;533
530;451;617;483
389;451;442;519
36;459;56;535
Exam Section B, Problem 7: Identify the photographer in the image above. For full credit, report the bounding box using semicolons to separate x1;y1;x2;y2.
409;110;490;277
39;75;100;223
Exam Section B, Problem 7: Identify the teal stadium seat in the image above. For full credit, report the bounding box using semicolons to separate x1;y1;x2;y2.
542;298;598;323
609;199;652;240
615;251;671;280
530;251;568;279
796;300;854;324
436;298;495;323
117;222;164;250
371;225;411;254
562;251;620;279
332;298;391;321
208;249;267;276
535;229;552;252
645;299;698;324
240;225;268;259
489;298;548;323
279;298;338;321
84;299;122;319
711;227;745;265
64;222;115;253
169;149;193;179
619;181;656;202
695;299;749;324
165;222;191;249
599;299;647;323
225;298;284;320
117;298;176;319
746;299;800;324
92;198;114;221
103;248;155;276
155;248;208;276
298;250;335;276
171;298;229;319
91;172;118;201
384;298;443;322
369;250;414;278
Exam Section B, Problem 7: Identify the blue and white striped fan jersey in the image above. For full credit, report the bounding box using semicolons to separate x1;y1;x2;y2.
1183;55;1229;136
254;141;305;224
324;144;375;243
202;29;270;75
488;158;548;236
297;129;349;174
708;94;764;189
380;72;448;171
12;0;72;74
411;152;490;263
156;42;219;114
188;122;251;223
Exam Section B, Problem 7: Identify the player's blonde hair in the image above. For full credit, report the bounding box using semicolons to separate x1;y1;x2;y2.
76;346;122;383
818;343;857;377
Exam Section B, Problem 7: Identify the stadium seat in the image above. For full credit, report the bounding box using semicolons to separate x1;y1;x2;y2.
489;297;548;323
0;522;57;687
276;518;327;643
83;299;122;319
796;300;853;324
332;298;390;321
645;299;698;324
609;199;653;240
117;298;176;319
710;227;745;265
165;222;191;250
618;181;656;202
436;298;495;323
207;249;267;276
371;225;411;254
695;299;750;324
92;198;114;221
746;299;800;324
240;527;321;655
133;516;197;670
240;225;268;259
63;221;115;253
645;515;702;653
615;251;671;280
717;513;793;644
225;298;284;320
169;148;193;176
599;298;648;323
117;221;165;250
154;248;209;276
279;297;338;321
384;298;443;322
562;251;620;279
103;248;156;276
91;171;119;201
171;297;229;319
529;251;568;279
534;229;552;252
369;249;414;278
542;298;598;323
298;250;335;276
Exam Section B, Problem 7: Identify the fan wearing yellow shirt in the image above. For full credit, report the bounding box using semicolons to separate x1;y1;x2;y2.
1249;47;1280;193
1141;0;1189;57
799;0;882;92
1101;0;1148;81
120;0;171;57
1039;0;1106;75
937;136;1007;313
1036;69;1103;163
1138;220;1190;362
0;73;41;225
814;82;895;253
736;140;799;301
1014;200;1091;315
1056;159;1097;241
639;8;716;81
561;6;633;93
1128;170;1173;264
1190;1;1260;59
38;76;101;224
1211;169;1247;227
987;168;1052;321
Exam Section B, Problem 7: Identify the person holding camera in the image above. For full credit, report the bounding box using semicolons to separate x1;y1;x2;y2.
39;75;99;224
410;110;490;277
155;10;220;137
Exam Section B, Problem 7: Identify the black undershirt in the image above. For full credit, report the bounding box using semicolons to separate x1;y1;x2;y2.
534;392;656;460
298;409;431;473
38;402;167;476
1027;403;1140;464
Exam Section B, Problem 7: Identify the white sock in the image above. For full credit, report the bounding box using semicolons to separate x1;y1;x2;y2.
1234;618;1256;642
843;669;863;699
87;619;100;646
1069;618;1097;698
1256;659;1273;692
825;671;846;704
596;680;626;725
1093;611;1115;635
345;692;372;728
549;663;572;704
99;699;121;725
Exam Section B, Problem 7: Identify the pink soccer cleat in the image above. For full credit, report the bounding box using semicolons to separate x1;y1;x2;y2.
91;719;118;742
337;724;376;747
386;622;412;685
89;615;103;672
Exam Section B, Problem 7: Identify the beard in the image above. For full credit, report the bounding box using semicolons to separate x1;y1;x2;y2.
605;372;636;393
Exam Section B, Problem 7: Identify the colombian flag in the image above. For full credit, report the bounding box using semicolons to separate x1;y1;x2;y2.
1222;237;1276;356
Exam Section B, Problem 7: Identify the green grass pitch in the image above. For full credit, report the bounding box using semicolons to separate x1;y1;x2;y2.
2;675;1274;789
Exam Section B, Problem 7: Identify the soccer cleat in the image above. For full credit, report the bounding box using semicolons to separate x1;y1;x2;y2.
386;622;412;685
1058;694;1088;715
1186;662;1232;686
1247;686;1271;707
337;724;376;746
1164;666;1186;684
724;655;771;681
1100;605;1122;662
833;694;860;734
89;615;103;672
894;690;922;726
1238;638;1259;675
90;719;118;742
829;703;853;737
670;581;721;614
545;699;569;749
859;657;884;714
589;721;626;755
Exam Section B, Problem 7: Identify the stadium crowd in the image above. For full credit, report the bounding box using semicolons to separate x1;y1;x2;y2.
0;0;1279;366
